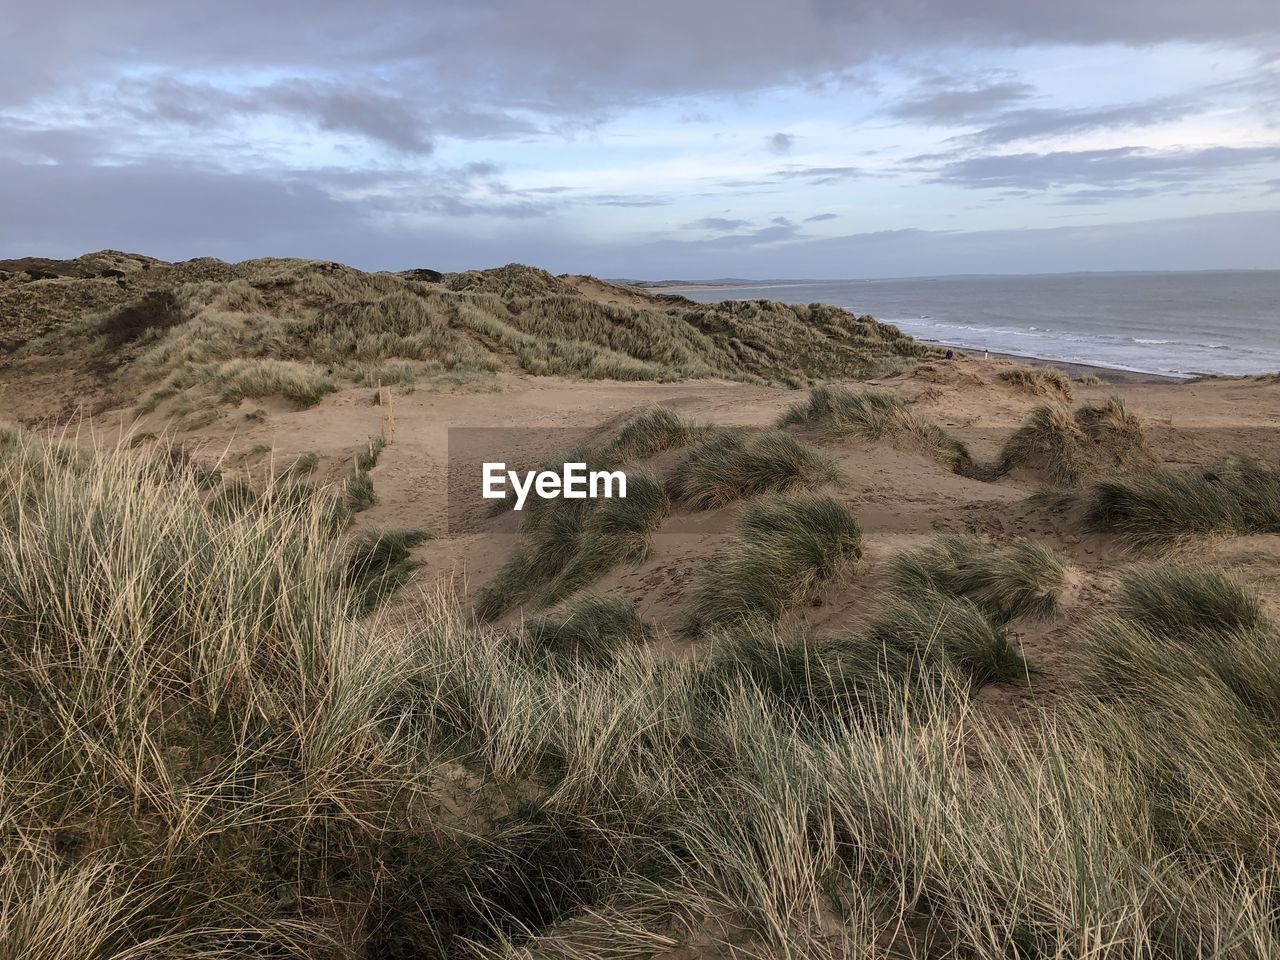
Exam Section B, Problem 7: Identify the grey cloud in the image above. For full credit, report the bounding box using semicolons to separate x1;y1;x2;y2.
111;76;539;154
261;81;436;154
701;222;803;248
960;99;1195;146
587;195;673;207
771;165;865;184
767;132;795;154
3;155;1278;278
6;0;1278;121
893;80;1034;123
930;145;1280;192
686;217;753;231
804;212;840;221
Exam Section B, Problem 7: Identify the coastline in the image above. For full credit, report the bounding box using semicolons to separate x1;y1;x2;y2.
937;343;1188;385
653;285;1202;385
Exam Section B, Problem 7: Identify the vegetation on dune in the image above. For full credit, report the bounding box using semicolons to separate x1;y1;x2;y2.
780;384;973;473
889;535;1069;624
341;527;433;616
1075;455;1280;543
699;621;927;728
999;364;1074;400
1116;563;1268;641
475;469;670;619
289;450;320;476
1084;574;1280;866
669;429;838;509
10;256;941;423
999;396;1156;486
605;405;706;463
2;424;1279;956
525;594;653;667
866;591;1028;688
686;494;862;633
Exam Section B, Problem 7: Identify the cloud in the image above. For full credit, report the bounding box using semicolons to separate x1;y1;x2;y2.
587;194;672;207
685;216;753;231
804;212;839;221
7;1;1277;121
929;145;1280;192
892;80;1035;123
1;1;1277;275
770;165;865;184
3;151;1278;279
959;99;1195;146
767;132;794;154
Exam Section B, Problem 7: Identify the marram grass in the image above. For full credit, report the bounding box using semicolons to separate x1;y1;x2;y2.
0;424;1278;958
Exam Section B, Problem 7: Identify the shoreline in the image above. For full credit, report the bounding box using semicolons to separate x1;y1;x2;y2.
654;286;1209;385
934;342;1189;385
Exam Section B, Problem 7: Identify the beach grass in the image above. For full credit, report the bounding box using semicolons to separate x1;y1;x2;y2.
1;424;1279;957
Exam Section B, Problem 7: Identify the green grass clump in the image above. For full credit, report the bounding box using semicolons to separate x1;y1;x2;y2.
1116;564;1266;642
344;468;376;511
1000;397;1155;486
1079;457;1280;544
867;592;1027;688
3;423;1280;957
213;358;338;408
670;430;838;509
606;406;705;462
475;470;669;619
525;594;653;666
889;536;1068;624
341;528;432;616
686;495;861;633
290;450;320;476
999;365;1073;400
337;437;388;512
700;621;920;727
780;385;972;473
356;435;386;471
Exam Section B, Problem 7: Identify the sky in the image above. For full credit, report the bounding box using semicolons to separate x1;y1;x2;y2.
1;1;1278;278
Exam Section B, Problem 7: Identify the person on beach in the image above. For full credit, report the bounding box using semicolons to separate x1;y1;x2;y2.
945;349;954;360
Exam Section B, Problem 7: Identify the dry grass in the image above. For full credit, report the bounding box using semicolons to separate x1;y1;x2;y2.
780;385;973;474
686;495;862;633
1076;456;1280;544
475;469;670;619
2;423;1278;958
1000;396;1156;486
999;364;1074;400
15;258;941;425
670;430;839;509
889;535;1069;624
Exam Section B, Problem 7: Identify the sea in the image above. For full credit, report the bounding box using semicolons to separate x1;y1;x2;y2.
670;271;1280;378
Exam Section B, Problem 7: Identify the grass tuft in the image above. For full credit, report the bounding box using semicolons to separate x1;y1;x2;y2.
999;396;1155;486
606;406;705;462
780;385;972;473
475;470;669;618
867;591;1028;687
686;494;861;633
669;430;838;509
525;594;653;666
1116;564;1267;642
999;365;1073;400
889;536;1068;624
341;527;432;616
1080;457;1280;543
